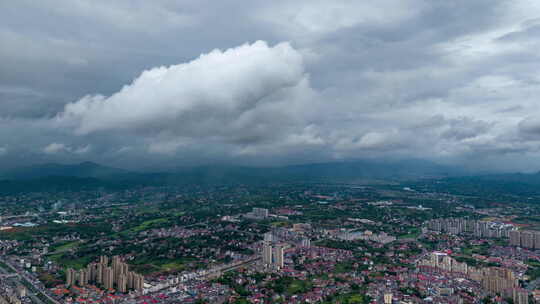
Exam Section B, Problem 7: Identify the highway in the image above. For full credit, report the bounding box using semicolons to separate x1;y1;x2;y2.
0;259;44;304
203;256;261;278
144;256;261;294
0;258;60;304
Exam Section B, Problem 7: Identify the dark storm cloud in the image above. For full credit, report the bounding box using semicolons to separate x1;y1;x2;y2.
1;0;540;171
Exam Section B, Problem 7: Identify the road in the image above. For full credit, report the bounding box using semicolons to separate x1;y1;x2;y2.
144;256;261;294
0;260;45;304
203;256;261;278
25;288;46;304
1;258;60;304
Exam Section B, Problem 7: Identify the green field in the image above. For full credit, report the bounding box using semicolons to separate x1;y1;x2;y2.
130;256;195;274
0;223;111;241
49;241;80;254
334;261;355;274
160;261;187;272
130;218;169;232
461;244;489;256
326;293;366;304
398;227;421;239
270;221;289;227
49;254;94;270
267;276;313;295
286;280;312;294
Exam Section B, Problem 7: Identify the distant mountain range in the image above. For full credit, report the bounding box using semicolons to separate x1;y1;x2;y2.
0;159;462;194
1;159;461;181
0;161;128;180
1;160;540;195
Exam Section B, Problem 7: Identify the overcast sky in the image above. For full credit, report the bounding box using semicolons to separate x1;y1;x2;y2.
1;1;540;171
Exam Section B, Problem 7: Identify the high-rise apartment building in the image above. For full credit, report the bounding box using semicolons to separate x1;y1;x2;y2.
273;245;284;268
507;230;540;249
253;208;269;218
427;218;515;238
66;268;77;287
77;269;88;287
482;267;517;294
134;274;144;291
509;230;521;246
96;263;103;285
418;252;519;296
262;242;273;265
65;255;144;293
512;288;529;304
99;255;109;266
261;232;286;269
384;293;393;304
104;266;114;290
300;238;311;248
117;274;127;293
522;231;535;248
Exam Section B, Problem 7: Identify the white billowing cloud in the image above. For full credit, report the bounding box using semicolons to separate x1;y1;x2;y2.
336;130;402;151
74;145;91;154
43;143;69;154
43;143;91;155
147;138;189;155
0;146;7;156
57;41;309;142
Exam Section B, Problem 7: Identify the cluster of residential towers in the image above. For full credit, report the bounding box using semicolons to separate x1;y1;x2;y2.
66;256;144;293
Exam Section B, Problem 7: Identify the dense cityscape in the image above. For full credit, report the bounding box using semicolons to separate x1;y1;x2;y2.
1;178;540;304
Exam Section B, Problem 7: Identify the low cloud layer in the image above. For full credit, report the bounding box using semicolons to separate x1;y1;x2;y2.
1;1;540;172
43;143;90;155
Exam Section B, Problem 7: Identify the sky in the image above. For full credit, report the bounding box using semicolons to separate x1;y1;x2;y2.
1;1;540;171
